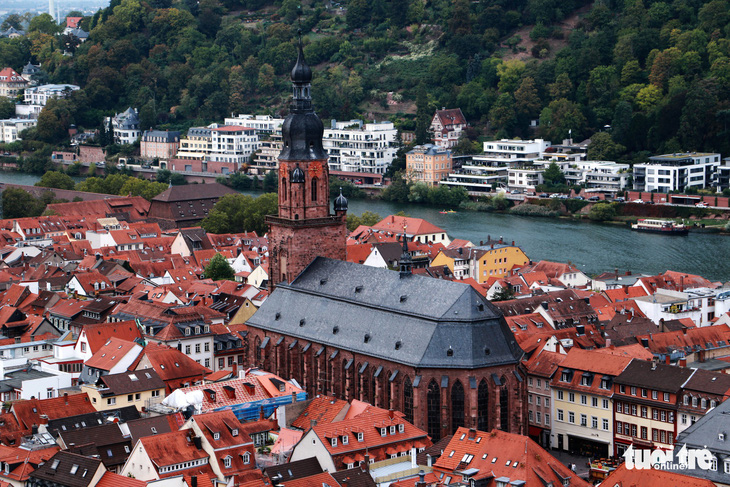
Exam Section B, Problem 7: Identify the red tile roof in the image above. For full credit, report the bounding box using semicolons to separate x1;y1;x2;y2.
602;463;715;486
138;429;210;476
96;471;146;487
280;472;340;487
135;343;211;384
291;395;349;430
372;215;446;237
78;321;142;355
84;338;140;371
11;393;95;430
434;427;590;486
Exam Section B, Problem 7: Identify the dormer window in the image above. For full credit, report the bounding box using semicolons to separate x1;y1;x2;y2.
331;437;337;447
185;328;191;336
342;435;349;445
390;425;396;435
204;325;209;333
232;429;238;437
242;452;250;464
398;423;404;433
223;456;231;468
380;428;387;437
214;432;220;440
195;326;201;334
357;432;363;442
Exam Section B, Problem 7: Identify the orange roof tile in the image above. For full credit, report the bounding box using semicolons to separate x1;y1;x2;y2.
291;395;348;430
602;463;715;486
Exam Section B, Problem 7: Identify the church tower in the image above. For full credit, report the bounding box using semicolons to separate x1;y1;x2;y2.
266;36;348;292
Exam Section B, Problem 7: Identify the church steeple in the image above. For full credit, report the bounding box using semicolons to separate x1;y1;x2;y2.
279;31;327;162
265;32;348;292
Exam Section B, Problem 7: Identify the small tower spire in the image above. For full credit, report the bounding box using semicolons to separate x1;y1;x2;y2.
399;222;412;277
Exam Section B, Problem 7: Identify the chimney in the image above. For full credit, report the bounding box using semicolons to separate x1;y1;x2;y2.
292;391;297;403
191;476;197;487
624;285;629;295
31;424;38;434
64;392;68;405
388;409;395;419
259;405;265;421
679;358;687;366
193;436;202;450
416;470;426;487
605;338;611;347
480;240;484;246
499;236;503;244
665;356;670;365
363;454;370;471
511;240;515;246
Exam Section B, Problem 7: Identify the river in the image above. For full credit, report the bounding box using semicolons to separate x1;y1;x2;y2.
1;171;727;281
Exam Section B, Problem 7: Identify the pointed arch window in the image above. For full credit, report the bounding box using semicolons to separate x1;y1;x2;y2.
403;376;413;424
427;380;441;441
478;379;489;431
500;378;510;433
281;178;287;202
311;177;318;201
451;380;465;433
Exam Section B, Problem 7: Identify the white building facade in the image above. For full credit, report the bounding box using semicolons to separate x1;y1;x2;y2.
633;153;721;192
324;119;398;174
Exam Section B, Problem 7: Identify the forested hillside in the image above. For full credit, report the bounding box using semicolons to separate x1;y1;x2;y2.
2;0;730;162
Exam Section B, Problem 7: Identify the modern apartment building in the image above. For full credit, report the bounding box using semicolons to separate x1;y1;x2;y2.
323;119;398;174
633;152;721;192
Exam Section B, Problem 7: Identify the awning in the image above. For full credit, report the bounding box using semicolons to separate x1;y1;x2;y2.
288;340;298;350
259;337;270;349
373;366;383;378
359;362;369;374
389;370;399;382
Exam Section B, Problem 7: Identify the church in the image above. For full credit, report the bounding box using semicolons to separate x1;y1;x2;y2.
245;40;527;440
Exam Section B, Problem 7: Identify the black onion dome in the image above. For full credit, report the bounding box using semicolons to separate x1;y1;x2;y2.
291;41;312;84
334;188;348;212
291;164;305;183
279;112;328;160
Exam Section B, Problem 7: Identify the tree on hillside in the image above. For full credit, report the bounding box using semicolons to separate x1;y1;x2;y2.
35;171;75;190
28;13;61;35
587;132;626;161
204;253;234;281
415;83;431;145
1;188;44;218
200;193;277;235
543;162;566;186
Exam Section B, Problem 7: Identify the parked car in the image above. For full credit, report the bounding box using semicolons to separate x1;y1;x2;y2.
539;193;549;198
614;197;625;202
696;202;708;207
632;199;644;204
588;196;600;201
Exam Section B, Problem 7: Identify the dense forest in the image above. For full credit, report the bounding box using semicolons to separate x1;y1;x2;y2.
2;0;730;163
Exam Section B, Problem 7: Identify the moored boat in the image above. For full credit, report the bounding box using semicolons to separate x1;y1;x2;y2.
630;218;688;235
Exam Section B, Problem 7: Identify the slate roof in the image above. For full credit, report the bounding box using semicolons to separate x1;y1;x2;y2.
614;359;694;392
152;183;237;203
264;457;323;483
30;450;103;487
100;369;165;395
247;257;522;369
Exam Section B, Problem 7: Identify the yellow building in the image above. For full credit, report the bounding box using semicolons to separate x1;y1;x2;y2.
82;369;166;412
405;144;452;186
550;348;634;457
431;248;471;279
469;239;529;283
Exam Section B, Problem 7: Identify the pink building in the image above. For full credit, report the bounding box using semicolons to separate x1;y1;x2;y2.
140;130;181;160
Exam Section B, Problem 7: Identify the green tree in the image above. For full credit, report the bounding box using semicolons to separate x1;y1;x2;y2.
201;193;277;235
415;83;431;145
28;13;61;34
1;14;24;30
0;98;14;119
204;253;235;281
587;132;626;161
347;0;369;29
588;202;616;221
491;285;515;301
1;188;44;218
35;171;75;190
543;162;566;186
262;171;278;193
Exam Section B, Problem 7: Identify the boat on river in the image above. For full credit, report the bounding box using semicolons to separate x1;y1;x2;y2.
439;210;457;214
630;218;688;235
